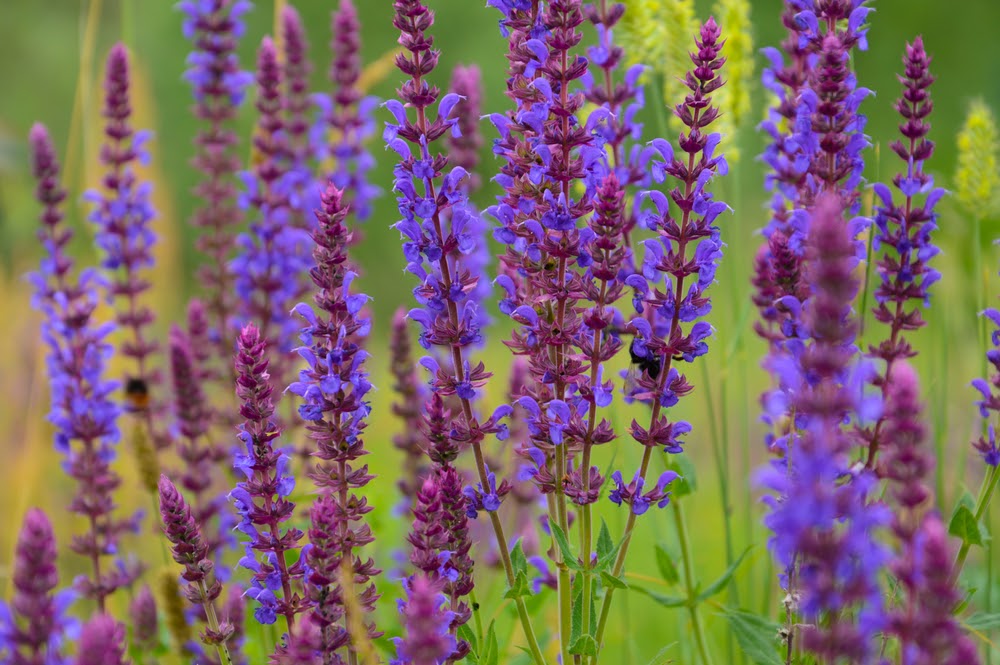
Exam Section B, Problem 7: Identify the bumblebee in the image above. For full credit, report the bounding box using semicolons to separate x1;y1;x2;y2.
628;339;662;380
625;339;662;395
124;377;150;413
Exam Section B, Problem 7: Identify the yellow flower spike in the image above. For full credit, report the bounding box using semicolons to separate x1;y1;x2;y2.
711;0;753;163
656;0;699;133
129;417;160;496
955;99;1000;219
712;0;753;127
158;569;193;653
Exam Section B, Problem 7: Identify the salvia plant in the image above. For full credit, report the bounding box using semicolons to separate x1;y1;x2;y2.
6;1;1000;664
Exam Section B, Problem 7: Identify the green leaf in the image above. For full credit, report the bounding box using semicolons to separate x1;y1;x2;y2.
511;540;529;577
550;522;582;571
645;643;678;665
570;572;584;644
966;612;1000;632
481;621;499;665
665;454;697;497
655;544;680;586
504;571;533;600
569;635;598;657
948;505;984;546
457;622;479;656
631;584;688;608
698;546;753;602
722;609;783;665
600;570;628;589
596;520;614;561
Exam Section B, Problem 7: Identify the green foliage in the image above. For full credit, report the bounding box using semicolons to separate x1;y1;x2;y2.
721;609;783;665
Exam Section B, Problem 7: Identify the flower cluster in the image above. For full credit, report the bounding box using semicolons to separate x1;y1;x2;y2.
231;324;305;628
29;124;141;612
290;184;381;655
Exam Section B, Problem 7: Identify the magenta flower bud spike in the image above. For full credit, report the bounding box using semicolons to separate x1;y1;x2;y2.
158;474;235;662
0;509;77;665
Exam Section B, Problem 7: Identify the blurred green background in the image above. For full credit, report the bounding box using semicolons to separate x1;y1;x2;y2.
1;0;1000;662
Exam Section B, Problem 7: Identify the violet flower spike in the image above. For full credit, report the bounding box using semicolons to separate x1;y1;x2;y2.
231;324;305;631
179;0;254;366
759;193;890;663
233;36;312;384
315;0;380;223
130;584;160;652
28;124;141;612
973;309;1000;466
86;43;160;413
0;509;77;665
279;5;318;227
291;184;381;654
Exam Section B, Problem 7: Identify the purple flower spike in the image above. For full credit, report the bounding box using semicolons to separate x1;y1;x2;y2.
760;194;890;663
392;574;457;665
292;184;381;654
406;459;475;659
446;64;484;191
88;43;160;406
0;509;77;665
882;364;979;663
131;584;159;651
169;325;223;555
231;324;305;630
180;0;254;364
892;516;981;665
861;37;942;469
303;494;350;656
390;307;429;501
74;615;127;665
233;36;312;385
29;124;140;612
280;5;312;185
319;0;379;222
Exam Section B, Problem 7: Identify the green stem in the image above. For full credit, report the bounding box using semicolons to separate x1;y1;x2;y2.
673;500;714;665
199;582;233;665
953;465;1000;581
469;587;485;648
555;443;572;664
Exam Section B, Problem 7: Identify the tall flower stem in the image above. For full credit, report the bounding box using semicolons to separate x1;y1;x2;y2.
673;500;714;665
200;579;234;665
